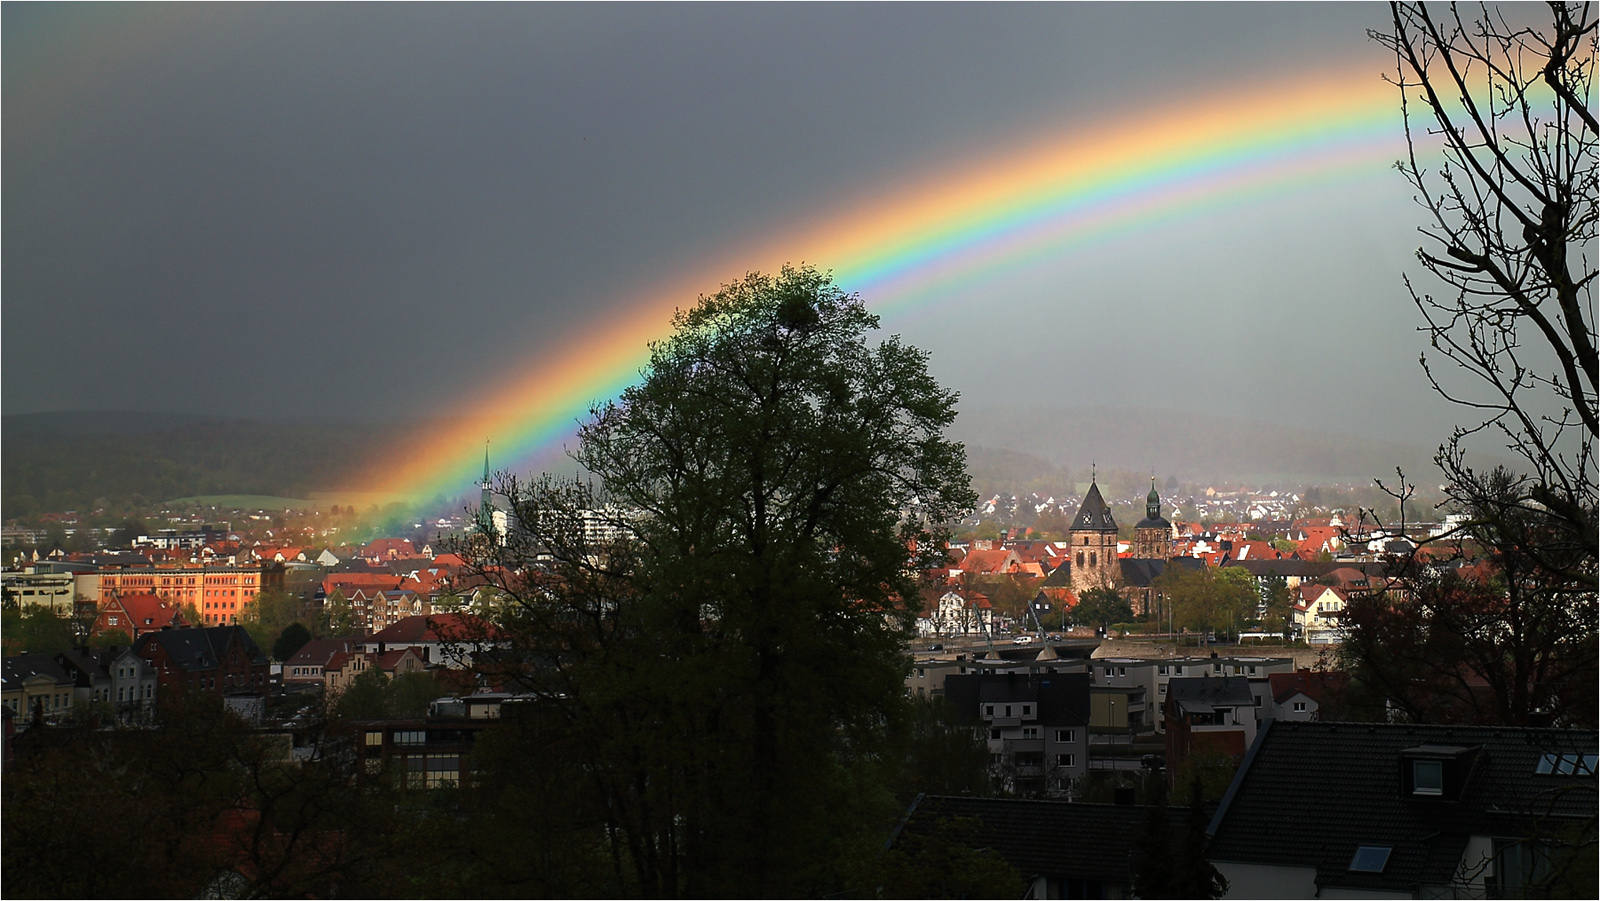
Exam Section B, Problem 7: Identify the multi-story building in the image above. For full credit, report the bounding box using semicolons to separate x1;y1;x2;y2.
1;654;78;725
1;570;78;616
98;565;265;625
55;647;158;724
1091;654;1295;735
945;671;1091;796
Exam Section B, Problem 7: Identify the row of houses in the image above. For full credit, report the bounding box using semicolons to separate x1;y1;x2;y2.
892;720;1596;898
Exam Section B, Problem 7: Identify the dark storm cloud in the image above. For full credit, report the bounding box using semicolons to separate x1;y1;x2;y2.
6;4;1441;437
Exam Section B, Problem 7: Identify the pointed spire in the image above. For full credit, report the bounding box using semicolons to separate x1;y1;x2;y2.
477;440;496;537
1072;480;1118;533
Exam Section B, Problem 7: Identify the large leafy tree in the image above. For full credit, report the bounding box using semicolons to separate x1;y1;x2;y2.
1068;586;1134;629
1150;566;1256;639
464;265;974;896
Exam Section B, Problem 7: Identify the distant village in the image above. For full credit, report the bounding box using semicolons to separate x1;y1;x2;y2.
3;475;1590;899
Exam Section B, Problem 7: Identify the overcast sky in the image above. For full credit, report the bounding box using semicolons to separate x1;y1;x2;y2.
5;3;1473;448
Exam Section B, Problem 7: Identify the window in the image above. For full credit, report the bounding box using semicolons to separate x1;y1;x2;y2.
1413;759;1444;795
1248;665;1257;675
1293;701;1307;712
395;730;426;746
1213;663;1223;673
365;731;384;747
990;728;1002;740
1057;753;1076;768
1004;705;1012;717
109;615;119;626
1158;665;1169;676
1349;845;1392;873
1055;729;1076;743
1535;753;1599;776
985;705;994;716
1118;667;1127;677
1104;667;1114;677
1254;694;1263;707
1021;705;1031;716
1022;727;1039;739
1159;684;1167;696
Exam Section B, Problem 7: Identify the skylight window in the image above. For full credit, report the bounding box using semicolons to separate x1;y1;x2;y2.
1349;845;1392;873
1535;753;1598;776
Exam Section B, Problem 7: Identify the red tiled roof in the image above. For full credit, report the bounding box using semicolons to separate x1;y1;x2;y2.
366;613;503;643
1269;669;1351;705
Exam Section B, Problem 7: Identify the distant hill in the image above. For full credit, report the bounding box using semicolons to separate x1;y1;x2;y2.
2;412;408;518
4;405;1457;520
953;405;1447;489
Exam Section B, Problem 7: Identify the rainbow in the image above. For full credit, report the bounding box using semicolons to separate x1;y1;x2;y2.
360;61;1407;504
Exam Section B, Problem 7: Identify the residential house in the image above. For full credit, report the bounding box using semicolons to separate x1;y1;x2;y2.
1164;676;1259;773
1266;669;1350;722
357;614;504;668
1;654;77;725
1294;584;1350;645
1207;721;1598;898
55;646;158;724
283;639;358;688
135;626;270;703
93;592;188;639
945;671;1092;795
926;589;995;636
1096;656;1294;736
325;646;429;700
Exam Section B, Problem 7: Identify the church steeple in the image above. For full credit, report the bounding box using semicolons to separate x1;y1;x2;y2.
477;441;496;537
1146;477;1161;522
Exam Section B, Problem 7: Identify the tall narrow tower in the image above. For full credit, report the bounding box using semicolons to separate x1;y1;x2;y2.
476;441;496;538
1068;475;1119;594
1132;478;1173;561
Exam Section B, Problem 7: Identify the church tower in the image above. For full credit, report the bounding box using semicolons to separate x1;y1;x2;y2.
1132;478;1173;561
476;442;497;540
1068;475;1119;594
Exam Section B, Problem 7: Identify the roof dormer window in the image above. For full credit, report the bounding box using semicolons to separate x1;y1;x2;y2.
1412;759;1443;795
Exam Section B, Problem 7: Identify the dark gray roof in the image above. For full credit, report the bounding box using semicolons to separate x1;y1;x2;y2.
944;672;1090;727
1133;515;1171;531
2;653;74;689
1168;676;1254;714
894;795;1183;885
1117;556;1203;587
1208;721;1598;894
1220;559;1347;579
135;625;267;672
1070;482;1118;533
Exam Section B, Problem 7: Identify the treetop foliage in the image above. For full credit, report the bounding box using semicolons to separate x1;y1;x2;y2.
458;265;977;896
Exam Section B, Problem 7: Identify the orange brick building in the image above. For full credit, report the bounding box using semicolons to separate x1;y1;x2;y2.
98;566;265;626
